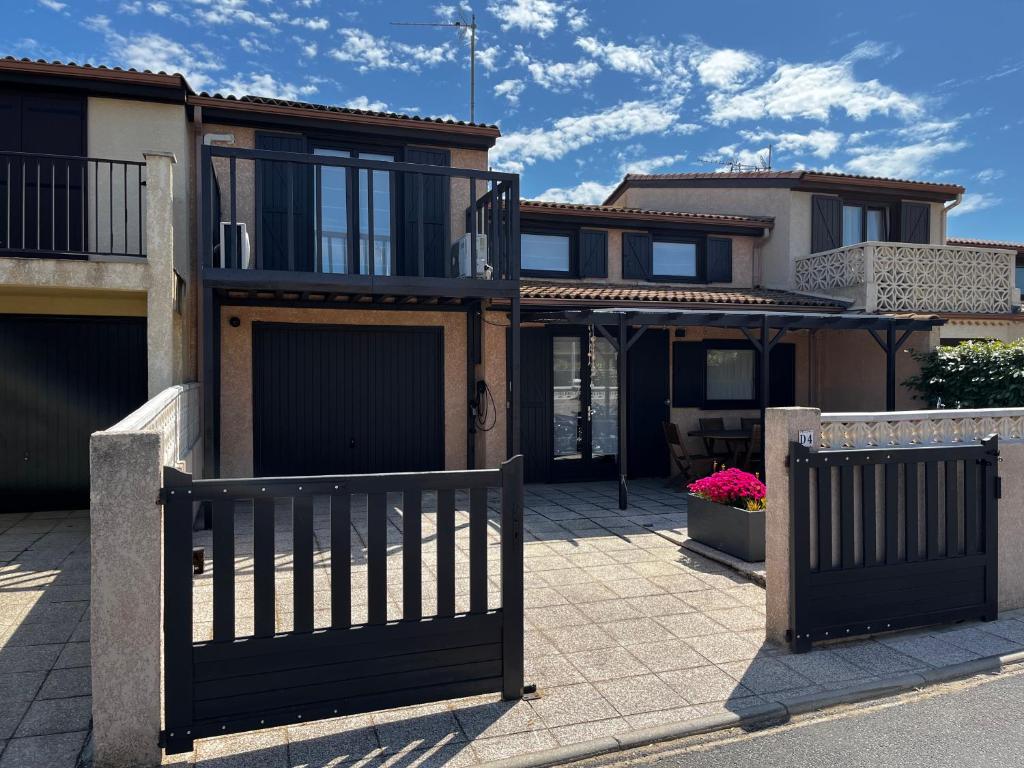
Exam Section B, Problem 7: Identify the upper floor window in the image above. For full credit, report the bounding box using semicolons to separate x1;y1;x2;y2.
1016;258;1024;293
522;232;571;274
652;240;698;278
841;204;887;246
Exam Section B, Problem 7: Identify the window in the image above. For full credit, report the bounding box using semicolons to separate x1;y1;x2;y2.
652;240;698;278
1016;259;1024;293
705;348;756;402
842;204;887;246
522;233;571;274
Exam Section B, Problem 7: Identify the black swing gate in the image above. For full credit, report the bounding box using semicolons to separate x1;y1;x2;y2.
789;436;1000;653
160;457;524;754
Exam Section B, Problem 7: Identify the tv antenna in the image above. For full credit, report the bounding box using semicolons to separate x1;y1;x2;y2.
698;144;773;173
391;12;478;123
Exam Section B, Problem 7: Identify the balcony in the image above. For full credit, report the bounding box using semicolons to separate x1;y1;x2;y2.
0;151;147;260
794;241;1020;314
201;145;520;301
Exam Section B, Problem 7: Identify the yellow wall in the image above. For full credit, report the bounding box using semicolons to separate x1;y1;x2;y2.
0;286;146;316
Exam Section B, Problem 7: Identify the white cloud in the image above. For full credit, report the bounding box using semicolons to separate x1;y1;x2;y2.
494;78;525;105
575;36;660;77
694;48;761;90
38;0;66;10
534;180;617;204
239;35;269;54
149;1;171;14
220;73;319;100
331;28;455;72
706;143;774;171
476;44;501;72
294;38;317;58
491;98;683;172
525;57;599;91
488;0;560;37
739;128;843;159
949;192;1002;217
845;139;966;179
119;1;142;14
707;48;924;124
565;7;588;31
620;153;687;175
186;0;277;30
976;168;1005;184
345;95;388;112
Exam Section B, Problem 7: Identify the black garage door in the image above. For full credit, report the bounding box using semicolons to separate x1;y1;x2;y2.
252;323;445;476
0;315;147;512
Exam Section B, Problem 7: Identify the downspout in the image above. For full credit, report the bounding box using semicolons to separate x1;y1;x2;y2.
754;226;770;288
941;193;962;243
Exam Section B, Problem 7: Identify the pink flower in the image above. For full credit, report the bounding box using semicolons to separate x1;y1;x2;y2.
688;468;766;509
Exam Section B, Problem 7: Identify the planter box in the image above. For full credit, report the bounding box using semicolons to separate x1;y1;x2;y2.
686;494;765;563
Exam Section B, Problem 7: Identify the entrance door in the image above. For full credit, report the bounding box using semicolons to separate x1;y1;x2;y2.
550;329;618;481
252;323;444;476
627;329;670;478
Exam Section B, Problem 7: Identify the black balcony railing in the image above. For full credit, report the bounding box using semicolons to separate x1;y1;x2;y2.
0;151;147;259
202;145;520;284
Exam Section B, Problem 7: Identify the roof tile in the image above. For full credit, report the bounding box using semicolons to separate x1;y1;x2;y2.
520;200;773;227
520;280;845;309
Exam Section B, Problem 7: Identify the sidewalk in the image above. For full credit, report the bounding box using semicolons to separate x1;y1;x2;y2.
2;482;1024;767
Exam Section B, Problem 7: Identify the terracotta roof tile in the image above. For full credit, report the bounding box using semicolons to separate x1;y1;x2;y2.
947;237;1024;253
520;200;773;228
520;280;845;309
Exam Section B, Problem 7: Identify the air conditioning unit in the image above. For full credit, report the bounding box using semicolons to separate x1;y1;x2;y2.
218;222;251;269
453;233;491;279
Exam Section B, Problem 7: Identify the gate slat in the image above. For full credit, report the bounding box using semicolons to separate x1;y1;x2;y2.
253;497;275;638
293;496;314;633
964;458;979;555
163;471;194;753
926;461;940;559
945;461;959;557
212;498;235;642
403;489;423;621
905;463;919;562
469;486;488;614
880;462;897;565
437;488;456;617
367;492;388;625
840;465;855;569
816;466;832;571
862;464;877;567
331;493;351;630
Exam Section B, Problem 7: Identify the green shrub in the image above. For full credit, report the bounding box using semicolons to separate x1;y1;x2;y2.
906;339;1024;408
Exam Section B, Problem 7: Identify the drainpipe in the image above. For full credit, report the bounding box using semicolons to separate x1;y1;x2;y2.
754;226;770;287
941;193;962;243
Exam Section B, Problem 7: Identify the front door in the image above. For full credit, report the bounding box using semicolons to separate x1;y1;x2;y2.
550;329;618;481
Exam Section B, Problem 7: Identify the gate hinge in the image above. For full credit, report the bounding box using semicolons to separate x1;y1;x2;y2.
995;476;1002;500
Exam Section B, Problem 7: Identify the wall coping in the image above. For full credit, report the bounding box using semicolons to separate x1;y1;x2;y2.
822;407;1024;422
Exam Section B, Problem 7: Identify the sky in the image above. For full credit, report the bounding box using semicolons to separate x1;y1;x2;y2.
6;0;1024;241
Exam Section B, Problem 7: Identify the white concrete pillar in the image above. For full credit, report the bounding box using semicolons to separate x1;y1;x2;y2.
145;151;176;398
765;406;821;646
89;429;164;768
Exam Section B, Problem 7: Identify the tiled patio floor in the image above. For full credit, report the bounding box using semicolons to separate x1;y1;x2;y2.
3;482;1024;767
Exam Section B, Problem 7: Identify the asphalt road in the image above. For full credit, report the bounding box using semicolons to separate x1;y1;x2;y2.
581;667;1024;768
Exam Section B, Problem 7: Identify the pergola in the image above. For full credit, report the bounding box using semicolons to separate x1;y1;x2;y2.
522;307;945;509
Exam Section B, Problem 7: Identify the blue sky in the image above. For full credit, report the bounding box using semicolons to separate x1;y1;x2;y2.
7;0;1024;240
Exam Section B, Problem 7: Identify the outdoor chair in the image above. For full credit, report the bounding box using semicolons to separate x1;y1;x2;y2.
740;417;760;432
663;421;715;489
698;417;729;459
742;424;764;473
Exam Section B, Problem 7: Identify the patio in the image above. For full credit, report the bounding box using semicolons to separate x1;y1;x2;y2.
3;482;1024;767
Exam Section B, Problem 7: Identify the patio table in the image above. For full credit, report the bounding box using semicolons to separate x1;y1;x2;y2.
687;427;752;467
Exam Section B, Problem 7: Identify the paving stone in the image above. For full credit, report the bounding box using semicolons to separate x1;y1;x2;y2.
720;658;814;695
14;696;91;737
0;731;87;768
975;618;1024;644
549;717;629;746
470;729;558;762
565;647;652;682
832;641;928;675
655;613;726;640
703;607;766;632
599;618;677;646
0;701;30;740
525;654;586;687
623;639;710;673
596;673;690;716
37;667;91;699
526;604;590;630
876;634;980;667
379;742;476;768
541;625;618;654
577;599;644;624
527;683;618;728
373;703;465;753
0;671;46;702
523;588;568;609
937;626;1024;657
553;582;619;605
452;699;542;740
622;705;701;730
776;649;872;685
284;715;381;766
52;641;89;669
1;622;75;647
659;665;755;705
16;602;87;627
604;578;664;599
683;633;764;664
193;728;289;768
0;645;62;674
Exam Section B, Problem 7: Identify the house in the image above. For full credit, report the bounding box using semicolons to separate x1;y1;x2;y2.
1;56;1021;513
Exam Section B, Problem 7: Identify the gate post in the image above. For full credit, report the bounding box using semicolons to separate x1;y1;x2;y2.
765;407;821;647
90;429;165;768
500;455;524;700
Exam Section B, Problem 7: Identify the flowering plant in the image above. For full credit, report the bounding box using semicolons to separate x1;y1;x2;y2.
688;467;766;511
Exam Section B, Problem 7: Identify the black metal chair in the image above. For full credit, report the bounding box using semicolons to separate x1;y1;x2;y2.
663;422;715;489
698;417;728;459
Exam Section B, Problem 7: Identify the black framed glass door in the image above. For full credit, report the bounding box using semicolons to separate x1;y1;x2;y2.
550;329;618;481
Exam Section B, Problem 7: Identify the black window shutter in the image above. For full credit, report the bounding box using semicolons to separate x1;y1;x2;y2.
256;132;311;271
403;147;450;277
706;237;733;283
0;92;20;150
580;230;608;278
622;232;651;279
900;202;930;244
811;195;841;253
672;342;704;407
768;343;796;407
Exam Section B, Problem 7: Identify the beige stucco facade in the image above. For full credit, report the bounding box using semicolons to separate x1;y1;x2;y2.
939;317;1024;344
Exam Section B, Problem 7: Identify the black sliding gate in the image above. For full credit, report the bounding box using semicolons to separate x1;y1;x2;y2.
161;457;524;754
789;437;999;653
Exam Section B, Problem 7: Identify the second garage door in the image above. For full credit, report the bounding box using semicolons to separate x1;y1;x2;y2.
252;323;445;476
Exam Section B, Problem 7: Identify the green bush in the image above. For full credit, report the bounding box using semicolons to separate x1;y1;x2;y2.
906;339;1024;408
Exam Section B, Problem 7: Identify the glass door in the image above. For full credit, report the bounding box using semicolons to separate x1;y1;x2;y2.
551;330;618;481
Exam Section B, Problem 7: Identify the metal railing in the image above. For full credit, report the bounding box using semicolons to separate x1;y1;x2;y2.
202;145;520;281
0;151;147;259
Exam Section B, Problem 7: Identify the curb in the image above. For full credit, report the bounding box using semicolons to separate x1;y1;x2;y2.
475;650;1024;768
679;539;766;587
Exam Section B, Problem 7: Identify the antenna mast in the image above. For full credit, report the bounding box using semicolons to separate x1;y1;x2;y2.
391;12;478;123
